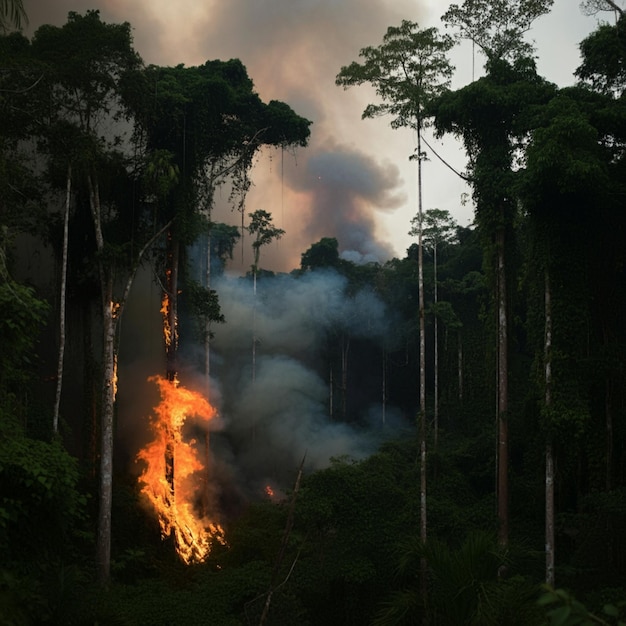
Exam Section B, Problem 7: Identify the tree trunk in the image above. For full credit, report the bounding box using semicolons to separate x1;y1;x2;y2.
204;231;212;388
496;224;509;548
341;335;350;421
252;267;257;383
163;229;179;497
382;347;387;426
416;126;428;612
53;164;71;434
458;331;463;403
97;279;117;586
433;242;439;450
88;174;113;585
545;269;555;586
87;175;171;584
165;230;179;383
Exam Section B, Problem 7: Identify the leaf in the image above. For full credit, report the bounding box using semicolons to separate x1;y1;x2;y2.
548;605;572;626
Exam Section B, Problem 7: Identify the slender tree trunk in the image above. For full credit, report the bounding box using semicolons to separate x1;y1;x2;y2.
433;242;439;450
545;269;555;586
204;231;211;387
88;174;116;586
97;279;117;587
163;229;179;497
496;224;509;548
416;126;428;614
382;347;386;426
604;327;613;490
458;332;463;402
252;268;257;383
341;335;350;420
165;230;179;383
329;365;334;418
53;164;71;434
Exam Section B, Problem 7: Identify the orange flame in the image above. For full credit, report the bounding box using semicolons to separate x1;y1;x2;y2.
137;375;225;563
160;292;174;348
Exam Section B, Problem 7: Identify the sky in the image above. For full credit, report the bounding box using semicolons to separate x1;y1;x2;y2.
23;0;609;273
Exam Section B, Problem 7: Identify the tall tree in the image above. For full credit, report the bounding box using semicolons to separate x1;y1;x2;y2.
520;40;624;581
336;21;454;558
31;10;171;584
436;0;555;547
412;208;457;449
248;209;285;382
126;60;310;384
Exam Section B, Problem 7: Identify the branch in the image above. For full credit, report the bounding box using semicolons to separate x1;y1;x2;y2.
420;133;471;182
258;452;307;626
119;218;174;312
0;73;44;94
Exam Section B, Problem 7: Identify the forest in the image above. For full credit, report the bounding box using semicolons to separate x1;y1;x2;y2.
1;0;625;624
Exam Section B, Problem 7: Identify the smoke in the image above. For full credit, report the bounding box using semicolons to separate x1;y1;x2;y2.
114;264;405;504
25;0;416;503
182;268;402;495
24;0;425;270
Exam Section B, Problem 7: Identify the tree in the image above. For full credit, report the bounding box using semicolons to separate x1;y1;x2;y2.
442;0;555;63
31;11;172;584
411;208;457;449
248;209;285;382
434;3;556;550
580;0;625;19
576;12;626;94
518;79;620;584
300;237;340;271
336;21;454;562
126;60;310;385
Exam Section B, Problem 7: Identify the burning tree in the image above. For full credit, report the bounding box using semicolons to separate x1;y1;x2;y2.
137;376;225;564
126;60;310;563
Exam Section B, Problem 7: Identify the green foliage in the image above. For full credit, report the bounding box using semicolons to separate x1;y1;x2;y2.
184;279;225;341
576;17;626;94
248;209;285;270
442;0;554;63
376;531;543;625
0;417;89;624
0;279;49;392
300;237;340;271
539;586;626;626
336;20;454;132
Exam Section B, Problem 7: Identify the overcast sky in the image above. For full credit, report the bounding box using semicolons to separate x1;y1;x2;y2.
23;0;609;272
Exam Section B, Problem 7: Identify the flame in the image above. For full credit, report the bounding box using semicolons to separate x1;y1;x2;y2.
137;375;225;563
112;353;118;400
160;292;174;348
265;485;274;498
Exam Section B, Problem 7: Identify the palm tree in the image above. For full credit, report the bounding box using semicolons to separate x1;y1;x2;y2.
373;532;543;625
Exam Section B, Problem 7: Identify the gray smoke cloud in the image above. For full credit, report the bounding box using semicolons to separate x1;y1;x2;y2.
204;268;400;495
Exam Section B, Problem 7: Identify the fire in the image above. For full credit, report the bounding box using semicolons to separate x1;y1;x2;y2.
160;292;175;348
265;485;274;498
137;375;225;564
